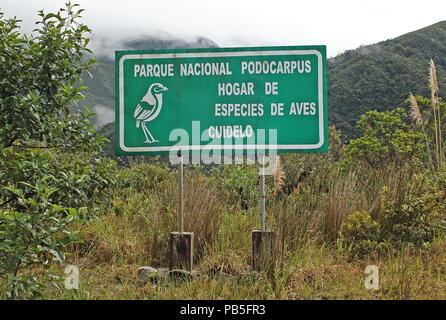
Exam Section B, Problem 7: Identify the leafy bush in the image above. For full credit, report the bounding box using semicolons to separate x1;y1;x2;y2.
377;171;445;248
0;179;84;298
0;4;114;298
210;162;259;211
117;163;175;195
338;168;446;258
343;108;426;169
338;211;388;258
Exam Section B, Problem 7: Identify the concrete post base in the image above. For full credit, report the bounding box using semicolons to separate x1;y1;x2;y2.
169;232;194;271
252;229;276;275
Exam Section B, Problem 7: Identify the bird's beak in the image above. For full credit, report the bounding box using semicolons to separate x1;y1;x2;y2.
162;87;168;91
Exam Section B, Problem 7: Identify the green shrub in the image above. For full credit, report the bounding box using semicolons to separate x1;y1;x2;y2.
117;163;175;195
378;171;445;248
338;168;446;259
338;211;388;258
342;108;426;170
0;4;114;298
210;162;259;210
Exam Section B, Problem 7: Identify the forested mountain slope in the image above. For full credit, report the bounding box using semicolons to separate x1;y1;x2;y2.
329;21;446;139
84;21;446;141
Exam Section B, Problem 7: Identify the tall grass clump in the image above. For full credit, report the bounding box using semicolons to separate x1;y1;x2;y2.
410;92;435;171
67;163;229;268
183;171;228;260
429;59;443;164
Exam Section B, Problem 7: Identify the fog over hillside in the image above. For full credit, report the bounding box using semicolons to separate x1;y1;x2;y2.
84;20;446;142
90;32;219;60
84;32;219;127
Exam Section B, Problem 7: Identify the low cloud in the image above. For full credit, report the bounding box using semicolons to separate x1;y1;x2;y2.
91;104;114;128
2;0;445;59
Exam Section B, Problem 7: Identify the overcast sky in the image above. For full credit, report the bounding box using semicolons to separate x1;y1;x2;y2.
1;0;445;57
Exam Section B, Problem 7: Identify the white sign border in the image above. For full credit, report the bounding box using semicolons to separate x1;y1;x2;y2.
118;49;324;152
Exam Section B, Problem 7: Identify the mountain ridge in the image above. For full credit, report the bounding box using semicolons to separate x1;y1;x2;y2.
84;21;446;142
329;20;446;138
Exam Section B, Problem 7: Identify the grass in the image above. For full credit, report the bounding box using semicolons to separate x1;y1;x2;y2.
36;232;446;300
33;191;446;300
2;158;445;300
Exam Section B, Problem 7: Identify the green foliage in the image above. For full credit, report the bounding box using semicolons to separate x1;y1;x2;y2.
338;167;446;259
0;3;115;298
337;67;446;258
0;5;96;149
377;171;446;248
329;21;446;140
0;149;115;215
343;108;426;169
118;162;174;194
210;162;260;210
338;211;388;258
0;179;84;298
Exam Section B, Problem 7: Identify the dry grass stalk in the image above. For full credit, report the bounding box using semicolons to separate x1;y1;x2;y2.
273;155;285;197
429;59;443;164
410;92;435;170
430;59;440;106
319;168;364;241
409;92;423;124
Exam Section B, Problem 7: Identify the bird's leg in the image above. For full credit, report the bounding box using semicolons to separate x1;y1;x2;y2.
146;126;158;143
141;123;152;143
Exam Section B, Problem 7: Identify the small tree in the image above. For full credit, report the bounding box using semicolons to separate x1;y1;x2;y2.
0;3;115;298
343;108;426;169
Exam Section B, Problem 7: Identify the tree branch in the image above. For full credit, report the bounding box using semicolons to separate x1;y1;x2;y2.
11;144;67;149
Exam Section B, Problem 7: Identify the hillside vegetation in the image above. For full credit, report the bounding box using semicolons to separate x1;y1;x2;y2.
330;21;446;139
83;21;446;142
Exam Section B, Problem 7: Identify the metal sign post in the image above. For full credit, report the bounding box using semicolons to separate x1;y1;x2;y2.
259;154;266;232
168;152;194;272
178;152;184;233
252;153;276;275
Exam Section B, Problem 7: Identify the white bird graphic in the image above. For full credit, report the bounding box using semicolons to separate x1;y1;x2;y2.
134;83;168;143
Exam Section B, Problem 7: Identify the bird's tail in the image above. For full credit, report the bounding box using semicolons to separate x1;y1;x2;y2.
134;103;142;128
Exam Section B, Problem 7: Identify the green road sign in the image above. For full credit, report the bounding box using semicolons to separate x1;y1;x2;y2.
115;45;327;157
